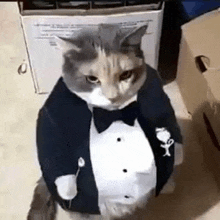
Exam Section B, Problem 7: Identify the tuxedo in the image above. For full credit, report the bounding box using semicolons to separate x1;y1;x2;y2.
36;64;182;214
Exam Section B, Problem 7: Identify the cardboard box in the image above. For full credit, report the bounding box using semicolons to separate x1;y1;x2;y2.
176;8;220;167
203;67;220;144
18;2;164;94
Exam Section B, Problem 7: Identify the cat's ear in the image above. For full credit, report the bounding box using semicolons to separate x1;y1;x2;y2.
120;25;148;46
54;36;81;53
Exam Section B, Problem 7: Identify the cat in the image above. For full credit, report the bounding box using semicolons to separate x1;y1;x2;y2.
56;23;147;111
28;23;183;220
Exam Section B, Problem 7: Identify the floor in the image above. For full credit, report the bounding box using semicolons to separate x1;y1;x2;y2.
0;2;220;220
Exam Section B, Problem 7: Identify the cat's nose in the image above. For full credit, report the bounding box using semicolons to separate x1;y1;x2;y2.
106;91;119;103
102;86;119;102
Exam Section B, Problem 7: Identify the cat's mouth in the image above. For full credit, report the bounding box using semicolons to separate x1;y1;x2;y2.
91;102;122;110
91;96;136;110
104;104;122;110
73;88;136;111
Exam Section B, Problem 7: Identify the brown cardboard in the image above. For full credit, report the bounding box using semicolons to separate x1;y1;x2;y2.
177;8;220;116
177;8;220;167
176;36;208;116
204;68;220;103
203;67;220;144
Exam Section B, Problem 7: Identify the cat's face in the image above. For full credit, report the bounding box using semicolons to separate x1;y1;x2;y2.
56;24;148;110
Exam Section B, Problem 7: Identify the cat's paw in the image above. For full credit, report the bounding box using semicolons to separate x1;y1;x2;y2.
55;175;77;200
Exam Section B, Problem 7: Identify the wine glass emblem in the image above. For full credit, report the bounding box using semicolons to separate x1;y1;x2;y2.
156;128;174;157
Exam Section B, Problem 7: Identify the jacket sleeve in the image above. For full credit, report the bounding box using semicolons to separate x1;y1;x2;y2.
36;107;78;185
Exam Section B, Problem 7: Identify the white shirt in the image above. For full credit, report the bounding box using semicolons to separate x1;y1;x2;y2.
90;115;157;216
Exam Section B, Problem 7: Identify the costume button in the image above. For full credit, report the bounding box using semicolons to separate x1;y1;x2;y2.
123;169;127;173
124;195;130;199
117;137;121;142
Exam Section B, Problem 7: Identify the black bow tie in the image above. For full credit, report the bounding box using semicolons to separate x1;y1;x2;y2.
93;102;139;133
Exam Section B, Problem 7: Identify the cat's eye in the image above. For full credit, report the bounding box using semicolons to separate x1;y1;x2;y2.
120;70;133;81
86;75;100;84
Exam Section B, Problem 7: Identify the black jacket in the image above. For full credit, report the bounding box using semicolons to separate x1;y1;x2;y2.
36;64;182;214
